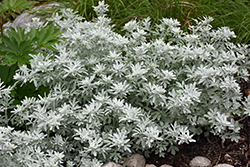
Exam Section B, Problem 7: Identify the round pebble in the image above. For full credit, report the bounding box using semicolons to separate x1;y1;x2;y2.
125;154;146;167
213;164;234;167
145;164;156;167
189;156;212;167
160;165;173;167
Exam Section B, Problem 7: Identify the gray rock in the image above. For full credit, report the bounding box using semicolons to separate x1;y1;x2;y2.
213;164;234;167
11;3;61;29
102;162;123;167
160;165;173;167
125;154;146;167
189;156;212;167
223;154;233;163
145;164;156;167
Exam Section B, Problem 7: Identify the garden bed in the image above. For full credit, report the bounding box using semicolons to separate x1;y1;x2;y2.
146;116;250;167
1;1;250;166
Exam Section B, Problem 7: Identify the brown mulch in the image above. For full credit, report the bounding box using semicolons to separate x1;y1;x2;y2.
145;116;250;167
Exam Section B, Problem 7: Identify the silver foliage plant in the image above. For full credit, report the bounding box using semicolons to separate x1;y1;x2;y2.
1;0;250;166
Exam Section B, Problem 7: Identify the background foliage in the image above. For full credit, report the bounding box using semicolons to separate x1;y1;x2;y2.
37;0;250;44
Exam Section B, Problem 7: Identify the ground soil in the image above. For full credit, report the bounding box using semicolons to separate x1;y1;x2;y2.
145;79;250;167
145;116;250;167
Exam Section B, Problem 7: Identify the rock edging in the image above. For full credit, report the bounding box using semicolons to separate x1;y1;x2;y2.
102;154;235;167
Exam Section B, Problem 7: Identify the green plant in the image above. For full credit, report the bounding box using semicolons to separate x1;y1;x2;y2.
193;0;250;44
0;20;62;90
46;0;195;35
0;0;37;35
39;0;250;44
0;0;37;85
1;1;250;166
0;23;62;67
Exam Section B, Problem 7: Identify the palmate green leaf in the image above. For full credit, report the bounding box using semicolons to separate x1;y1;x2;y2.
41;39;63;52
4;0;37;11
6;27;25;43
0;35;14;49
0;24;61;67
0;27;33;53
0;49;36;66
18;41;33;53
0;43;14;53
4;0;17;9
1;49;36;66
0;27;34;66
10;36;19;53
0;52;18;65
15;0;37;9
36;23;62;47
0;35;19;53
13;0;34;8
9;0;15;7
26;27;38;42
3;0;9;6
2;51;36;66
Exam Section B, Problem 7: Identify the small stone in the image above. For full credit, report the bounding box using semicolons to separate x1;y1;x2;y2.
125;154;146;167
145;164;156;167
102;162;123;167
189;156;211;167
160;165;173;167
224;154;232;163
213;164;234;167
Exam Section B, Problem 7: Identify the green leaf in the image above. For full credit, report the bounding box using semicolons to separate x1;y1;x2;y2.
3;0;10;7
0;0;37;22
0;22;60;67
8;0;37;11
0;43;13;52
0;63;17;84
17;27;26;42
9;0;15;8
18;40;33;53
0;3;6;14
17;54;31;67
1;52;18;65
17;1;37;9
10;36;19;53
0;36;19;53
36;24;51;45
15;0;31;8
26;27;38;41
42;39;59;48
6;27;25;43
0;35;13;48
36;23;62;47
21;50;37;58
5;0;15;9
0;35;18;52
14;26;25;42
